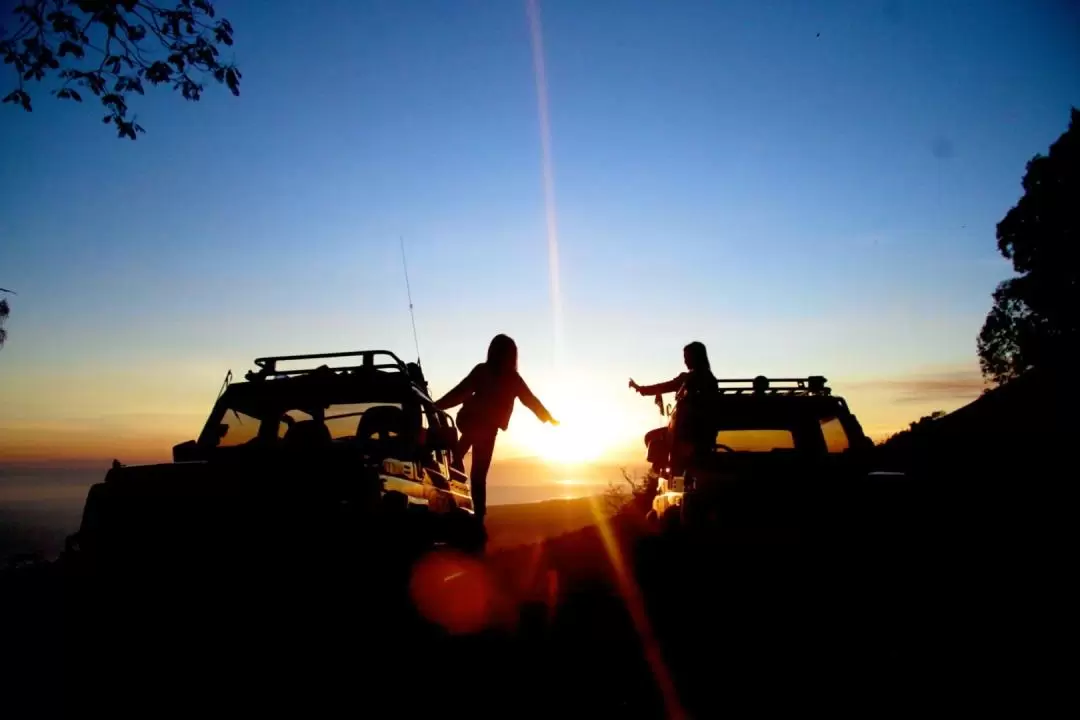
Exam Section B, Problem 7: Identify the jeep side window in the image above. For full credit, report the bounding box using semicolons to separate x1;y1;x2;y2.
819;416;850;453
278;409;315;439
418;407;438;468
715;429;796;452
218;409;262;447
422;405;452;469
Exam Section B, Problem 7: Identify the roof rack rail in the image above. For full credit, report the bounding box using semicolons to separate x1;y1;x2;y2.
715;375;831;396
244;350;412;382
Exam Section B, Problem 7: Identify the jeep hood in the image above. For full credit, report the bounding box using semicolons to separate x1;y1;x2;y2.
76;457;385;561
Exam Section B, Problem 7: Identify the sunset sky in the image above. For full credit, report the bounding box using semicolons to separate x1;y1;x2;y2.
2;0;1078;469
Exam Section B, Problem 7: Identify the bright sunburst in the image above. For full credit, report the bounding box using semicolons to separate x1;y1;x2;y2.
524;418;603;464
510;382;636;466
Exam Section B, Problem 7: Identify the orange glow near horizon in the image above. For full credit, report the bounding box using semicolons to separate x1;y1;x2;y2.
0;397;968;468
0;361;984;468
0;424;180;466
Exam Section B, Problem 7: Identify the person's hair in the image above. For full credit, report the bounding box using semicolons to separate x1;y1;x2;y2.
684;341;711;373
487;334;518;376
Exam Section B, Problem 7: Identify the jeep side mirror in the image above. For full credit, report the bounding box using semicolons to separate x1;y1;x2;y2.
173;439;199;463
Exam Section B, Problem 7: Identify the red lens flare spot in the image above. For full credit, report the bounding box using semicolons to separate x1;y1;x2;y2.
409;549;497;635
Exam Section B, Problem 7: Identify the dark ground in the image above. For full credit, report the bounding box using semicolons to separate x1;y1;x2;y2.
1;464;1052;719
4;371;1069;717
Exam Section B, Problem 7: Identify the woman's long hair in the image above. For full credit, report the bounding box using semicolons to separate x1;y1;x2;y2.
487;334;518;376
684;341;711;373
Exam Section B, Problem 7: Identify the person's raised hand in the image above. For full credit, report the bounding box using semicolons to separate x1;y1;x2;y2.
548;417;560;426
629;378;640;393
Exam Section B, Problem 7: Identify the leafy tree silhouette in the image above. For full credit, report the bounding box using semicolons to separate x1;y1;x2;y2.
978;108;1079;385
0;295;10;349
1;0;239;140
908;410;945;432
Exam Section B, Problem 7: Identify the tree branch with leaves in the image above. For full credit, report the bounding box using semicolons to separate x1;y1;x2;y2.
1;0;240;139
0;289;13;350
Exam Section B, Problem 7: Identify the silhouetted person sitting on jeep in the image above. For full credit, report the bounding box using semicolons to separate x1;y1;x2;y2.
630;341;718;477
630;341;717;400
434;334;559;522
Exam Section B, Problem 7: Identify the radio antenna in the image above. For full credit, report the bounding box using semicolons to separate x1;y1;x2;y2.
399;236;422;367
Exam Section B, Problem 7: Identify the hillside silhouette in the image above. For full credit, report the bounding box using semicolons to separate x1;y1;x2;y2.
877;367;1071;479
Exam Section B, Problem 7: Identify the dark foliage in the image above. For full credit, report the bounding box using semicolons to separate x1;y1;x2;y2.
978;108;1079;384
876;409;945;450
0;297;9;349
906;409;946;433
1;0;239;139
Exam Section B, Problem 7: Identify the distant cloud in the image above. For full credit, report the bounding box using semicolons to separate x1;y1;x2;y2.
848;369;988;405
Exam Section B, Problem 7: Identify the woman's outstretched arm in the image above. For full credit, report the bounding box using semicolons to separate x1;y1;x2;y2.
630;374;686;397
516;375;558;424
434;365;482;410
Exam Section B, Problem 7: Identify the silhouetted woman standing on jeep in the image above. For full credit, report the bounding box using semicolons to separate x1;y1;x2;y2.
435;334;559;522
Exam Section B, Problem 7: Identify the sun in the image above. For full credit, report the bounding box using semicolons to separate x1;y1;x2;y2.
526;419;603;464
509;383;637;466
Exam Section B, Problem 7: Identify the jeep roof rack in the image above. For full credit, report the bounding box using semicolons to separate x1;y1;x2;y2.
244;350;412;382
715;375;831;396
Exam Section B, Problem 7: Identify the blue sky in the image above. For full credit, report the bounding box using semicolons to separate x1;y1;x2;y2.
1;0;1078;463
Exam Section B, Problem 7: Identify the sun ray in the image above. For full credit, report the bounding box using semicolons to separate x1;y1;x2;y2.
526;9;683;710
527;0;564;372
587;495;686;718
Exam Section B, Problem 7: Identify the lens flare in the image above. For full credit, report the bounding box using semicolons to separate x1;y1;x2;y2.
527;0;564;370
409;549;498;635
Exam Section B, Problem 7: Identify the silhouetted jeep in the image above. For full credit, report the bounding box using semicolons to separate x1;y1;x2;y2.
65;350;482;576
641;376;898;536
